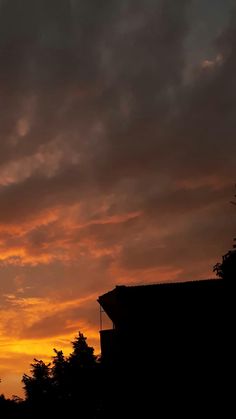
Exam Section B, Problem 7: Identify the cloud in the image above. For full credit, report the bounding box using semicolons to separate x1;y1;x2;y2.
21;301;98;340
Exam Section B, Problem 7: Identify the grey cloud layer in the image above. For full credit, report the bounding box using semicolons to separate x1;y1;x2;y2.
0;0;235;287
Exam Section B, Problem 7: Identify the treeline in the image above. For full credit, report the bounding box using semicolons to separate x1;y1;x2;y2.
1;332;104;419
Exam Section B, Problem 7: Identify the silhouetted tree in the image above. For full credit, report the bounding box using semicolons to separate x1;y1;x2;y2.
69;331;97;368
22;359;52;404
214;242;236;280
214;189;236;280
0;393;25;418
18;332;102;418
67;332;100;417
52;349;67;384
51;349;69;404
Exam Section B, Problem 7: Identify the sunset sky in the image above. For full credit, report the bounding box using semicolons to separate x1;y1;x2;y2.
0;0;235;398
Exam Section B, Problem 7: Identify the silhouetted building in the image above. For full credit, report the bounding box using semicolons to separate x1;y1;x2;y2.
98;279;224;366
98;279;225;417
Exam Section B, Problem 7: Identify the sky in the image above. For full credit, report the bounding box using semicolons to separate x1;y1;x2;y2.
0;0;235;398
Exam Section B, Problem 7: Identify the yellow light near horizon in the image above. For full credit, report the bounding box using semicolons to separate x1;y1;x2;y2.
0;328;101;399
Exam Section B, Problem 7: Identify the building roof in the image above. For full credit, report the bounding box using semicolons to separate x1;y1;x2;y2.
98;278;223;325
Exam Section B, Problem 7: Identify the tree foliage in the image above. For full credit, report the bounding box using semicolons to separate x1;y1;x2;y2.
69;331;96;368
19;332;101;418
213;241;236;280
214;189;236;281
22;359;52;404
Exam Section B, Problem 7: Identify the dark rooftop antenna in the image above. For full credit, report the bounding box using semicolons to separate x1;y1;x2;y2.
99;305;104;331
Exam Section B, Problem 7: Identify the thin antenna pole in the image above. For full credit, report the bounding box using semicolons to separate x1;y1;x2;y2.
100;305;103;331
